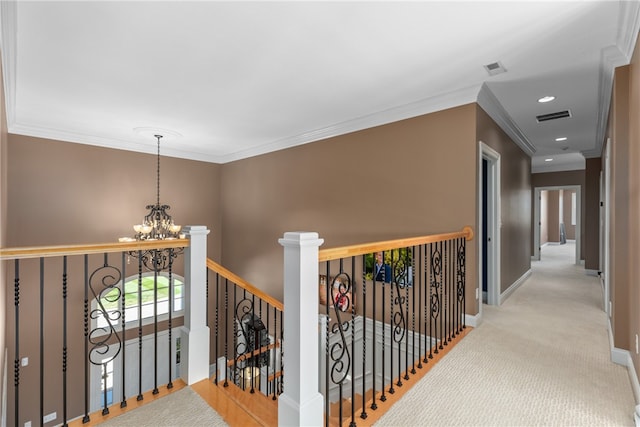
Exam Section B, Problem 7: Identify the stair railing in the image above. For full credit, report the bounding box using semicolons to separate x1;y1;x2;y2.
319;226;473;426
206;259;284;400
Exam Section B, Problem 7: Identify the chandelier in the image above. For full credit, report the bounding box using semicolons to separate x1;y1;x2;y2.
120;134;183;271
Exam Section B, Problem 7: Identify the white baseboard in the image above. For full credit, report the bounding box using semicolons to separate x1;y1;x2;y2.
465;312;481;328
499;269;532;305
608;320;640;425
585;269;599;277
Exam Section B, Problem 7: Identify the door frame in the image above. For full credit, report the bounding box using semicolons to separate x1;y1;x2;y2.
602;138;611;316
533;185;581;264
479;141;501;307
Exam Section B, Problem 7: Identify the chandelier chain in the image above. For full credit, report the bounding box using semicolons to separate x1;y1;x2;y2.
155;134;162;207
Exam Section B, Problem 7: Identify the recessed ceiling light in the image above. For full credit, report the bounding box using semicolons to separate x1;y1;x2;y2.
545;158;553;162
538;96;555;103
555;137;568;142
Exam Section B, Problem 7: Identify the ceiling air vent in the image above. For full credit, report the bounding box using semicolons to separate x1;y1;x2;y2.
536;110;571;123
484;61;507;76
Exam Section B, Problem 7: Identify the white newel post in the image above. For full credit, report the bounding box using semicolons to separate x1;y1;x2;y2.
278;232;324;427
181;225;211;385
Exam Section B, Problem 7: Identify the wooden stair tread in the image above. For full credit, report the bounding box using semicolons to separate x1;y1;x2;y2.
192;378;278;427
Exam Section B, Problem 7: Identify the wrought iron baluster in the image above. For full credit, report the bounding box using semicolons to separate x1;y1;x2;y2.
418;245;423;369
153;269;159;395
272;305;277;400
389;250;395;395
215;273;220;385
428;244;434;360
410;246;416;376
224;278;229;387
371;254;377;411
83;255;90;423
137;253;143;401
324;262;330;426
438;241;444;351
380;252;386;403
14;259;20;427
279;309;284;395
404;248;411;380
360;254;368;420
168;249;174;389
443;240;448;347
266;302;270;397
350;256;356;427
62;256;68;425
120;253;127;408
40;257;44;423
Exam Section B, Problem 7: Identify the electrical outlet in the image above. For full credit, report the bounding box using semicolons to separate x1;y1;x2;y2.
475;288;479;300
24;422;31;427
21;357;28;367
43;412;56;423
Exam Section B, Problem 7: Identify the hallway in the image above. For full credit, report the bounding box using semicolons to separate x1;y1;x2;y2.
375;242;636;426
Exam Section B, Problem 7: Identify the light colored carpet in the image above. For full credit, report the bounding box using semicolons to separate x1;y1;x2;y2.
374;242;636;426
99;386;228;427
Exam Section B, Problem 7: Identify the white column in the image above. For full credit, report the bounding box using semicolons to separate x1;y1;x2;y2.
181;225;211;385
278;232;324;427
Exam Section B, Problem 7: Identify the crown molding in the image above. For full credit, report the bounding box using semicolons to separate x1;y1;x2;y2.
618;0;640;63
217;84;481;163
8;122;220;163
477;83;536;157
10;85;481;164
0;0;17;127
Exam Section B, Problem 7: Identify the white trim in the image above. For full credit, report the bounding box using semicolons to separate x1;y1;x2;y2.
479;142;501;308
477;84;535;156
499;269;532;305
603;139;612;317
464;313;482;328
607;320;640;425
585;269;599;277
533;186;581;265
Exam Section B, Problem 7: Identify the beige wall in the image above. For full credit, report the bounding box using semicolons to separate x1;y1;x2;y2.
476;106;532;293
584;158;601;271
547;190;560;243
627;37;640;385
0;49;7;418
610;65;631;351
540;191;549;246
221;104;479;312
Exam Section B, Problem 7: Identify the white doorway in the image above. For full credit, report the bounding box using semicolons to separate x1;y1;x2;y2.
479;142;500;307
601;138;611;316
533;185;581;265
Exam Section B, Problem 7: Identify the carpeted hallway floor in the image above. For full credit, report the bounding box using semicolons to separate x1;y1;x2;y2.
102;242;637;426
374;242;636;426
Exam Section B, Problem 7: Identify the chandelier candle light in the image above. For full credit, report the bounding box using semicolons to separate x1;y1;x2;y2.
119;134;184;270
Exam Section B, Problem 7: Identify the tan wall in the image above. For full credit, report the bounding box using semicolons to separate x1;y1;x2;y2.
610;65;631;351
220;104;479;313
627;37;640;385
476;107;532;293
540;191;548;245
584;158;601;271
0;49;7;419
4;135;222;424
547;190;560;243
563;190;576;240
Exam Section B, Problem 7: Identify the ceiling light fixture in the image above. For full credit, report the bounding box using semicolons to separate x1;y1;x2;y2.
555;137;568;142
545;158;553;162
120;134;183;271
538;96;556;103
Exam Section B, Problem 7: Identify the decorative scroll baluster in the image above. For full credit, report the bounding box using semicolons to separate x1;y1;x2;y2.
88;253;123;416
443;240;448;347
349;256;356;427
371;256;377;411
457;237;466;330
380;250;386;403
418;245;424;369
408;247;415;377
389;250;395;395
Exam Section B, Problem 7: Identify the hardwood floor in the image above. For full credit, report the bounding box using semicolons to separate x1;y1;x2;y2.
192;378;278;426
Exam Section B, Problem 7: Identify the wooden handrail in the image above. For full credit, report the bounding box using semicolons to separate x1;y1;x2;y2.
0;239;190;261
207;258;284;311
318;226;474;262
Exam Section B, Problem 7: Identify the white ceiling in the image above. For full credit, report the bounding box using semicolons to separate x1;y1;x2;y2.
1;1;639;169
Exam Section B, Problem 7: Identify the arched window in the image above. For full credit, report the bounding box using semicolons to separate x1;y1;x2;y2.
95;273;184;330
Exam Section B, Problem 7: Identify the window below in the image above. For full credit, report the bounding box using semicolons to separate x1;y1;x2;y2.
95;273;184;330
